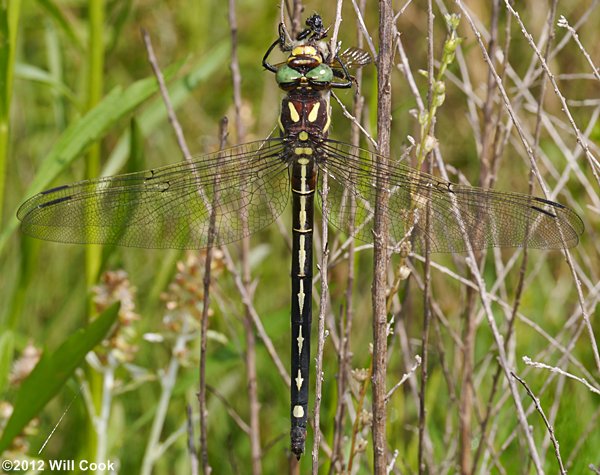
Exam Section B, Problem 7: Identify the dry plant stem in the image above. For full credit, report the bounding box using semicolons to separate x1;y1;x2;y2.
198;119;228;475
458;3;504;467
186;405;199;475
386;356;422;401
478;0;500;186
328;0;344;53
350;0;377;57
522;357;600;395
227;1;261;472
347;362;373;473
141;29;192;161
241;228;262;475
310;13;342;466
418;2;434;474
456;1;504;465
558;16;600;82
311;169;329;472
291;0;304;37
206;385;251;433
329;4;366;471
527;1;559;462
511;372;567;474
228;0;245;143
458;269;477;473
372;1;393;473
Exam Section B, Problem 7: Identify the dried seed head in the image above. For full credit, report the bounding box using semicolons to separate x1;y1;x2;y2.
351;368;370;382
92;270;140;362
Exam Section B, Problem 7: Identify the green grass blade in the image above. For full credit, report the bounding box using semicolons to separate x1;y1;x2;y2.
15;63;78;104
0;331;14;395
0;302;120;453
36;0;84;51
0;0;21;225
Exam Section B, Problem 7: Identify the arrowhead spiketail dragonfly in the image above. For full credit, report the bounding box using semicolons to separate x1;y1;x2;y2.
17;13;584;459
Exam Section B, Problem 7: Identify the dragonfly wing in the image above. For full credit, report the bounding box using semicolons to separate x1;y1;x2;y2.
334;47;372;69
320;140;584;253
18;139;290;249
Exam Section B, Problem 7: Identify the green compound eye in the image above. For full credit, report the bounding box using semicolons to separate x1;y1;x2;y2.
276;65;302;85
305;64;333;83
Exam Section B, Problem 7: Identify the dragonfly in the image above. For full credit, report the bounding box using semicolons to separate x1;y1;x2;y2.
18;13;584;459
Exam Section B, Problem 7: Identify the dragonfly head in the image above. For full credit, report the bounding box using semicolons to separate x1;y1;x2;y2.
276;21;334;91
266;13;359;92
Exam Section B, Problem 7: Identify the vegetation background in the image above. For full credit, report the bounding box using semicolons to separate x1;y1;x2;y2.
0;0;598;473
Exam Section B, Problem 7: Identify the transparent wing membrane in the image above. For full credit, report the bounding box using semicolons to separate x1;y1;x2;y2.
18;137;583;253
320;140;584;253
18;140;290;249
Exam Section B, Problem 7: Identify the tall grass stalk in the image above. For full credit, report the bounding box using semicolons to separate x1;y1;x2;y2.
0;1;20;226
84;0;105;468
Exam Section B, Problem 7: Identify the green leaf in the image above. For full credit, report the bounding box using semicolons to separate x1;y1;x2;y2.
15;62;78;104
0;302;120;453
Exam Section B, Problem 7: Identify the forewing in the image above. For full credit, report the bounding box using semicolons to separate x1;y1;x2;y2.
319;140;584;253
18;139;290;249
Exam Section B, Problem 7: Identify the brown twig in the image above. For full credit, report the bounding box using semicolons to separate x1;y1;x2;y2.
372;1;393;473
227;1;261;472
329;3;366;472
311;138;329;474
141;29;192;161
418;2;434;473
186;404;200;475
512;372;567;474
198;118;227;475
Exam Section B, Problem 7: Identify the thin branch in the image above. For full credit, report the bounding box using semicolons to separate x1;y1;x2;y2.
386;355;421;401
557;15;600;82
141;29;192;161
522;356;600;395
512;372;567;475
186;405;199;475
372;1;394;473
311;145;330;473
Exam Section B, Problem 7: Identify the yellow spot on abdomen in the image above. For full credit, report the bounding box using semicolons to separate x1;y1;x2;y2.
294;147;313;156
